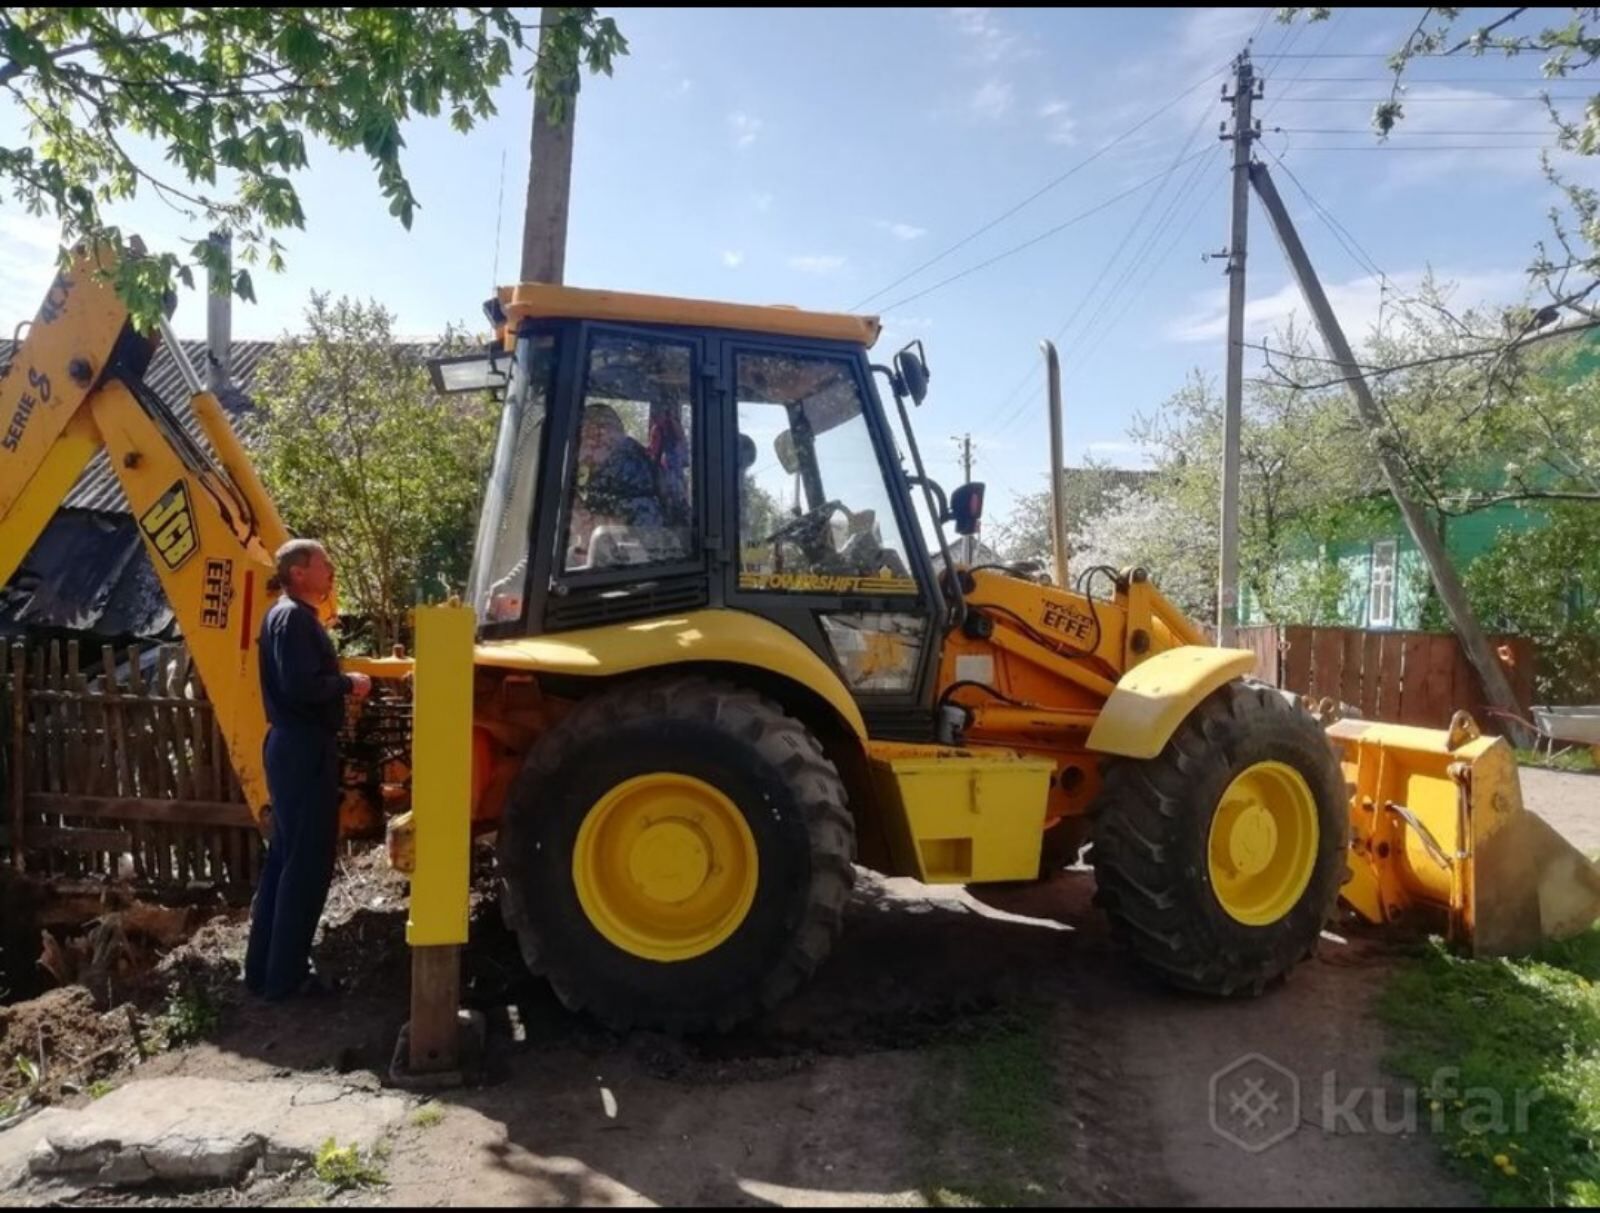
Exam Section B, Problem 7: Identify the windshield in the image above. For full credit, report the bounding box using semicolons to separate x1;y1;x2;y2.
465;333;557;624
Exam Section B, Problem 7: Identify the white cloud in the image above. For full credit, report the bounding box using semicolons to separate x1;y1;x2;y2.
788;254;847;275
972;80;1014;121
1038;98;1077;145
728;111;763;150
947;8;1028;66
876;220;928;241
721;250;745;269
1168;267;1533;347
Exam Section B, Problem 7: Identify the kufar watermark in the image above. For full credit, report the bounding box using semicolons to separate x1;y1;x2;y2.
1209;1052;1545;1154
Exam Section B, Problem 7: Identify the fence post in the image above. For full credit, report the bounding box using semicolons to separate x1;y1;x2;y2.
9;644;26;871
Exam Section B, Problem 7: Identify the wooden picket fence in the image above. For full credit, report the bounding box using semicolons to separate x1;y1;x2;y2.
1235;625;1536;732
2;638;261;892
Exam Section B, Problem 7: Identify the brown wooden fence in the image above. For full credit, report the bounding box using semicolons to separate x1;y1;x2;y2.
2;639;261;891
1236;625;1535;732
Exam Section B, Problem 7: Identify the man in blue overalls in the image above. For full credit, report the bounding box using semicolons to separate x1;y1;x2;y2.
245;539;371;1000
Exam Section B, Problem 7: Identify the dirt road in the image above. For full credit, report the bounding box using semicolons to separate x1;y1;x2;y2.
13;765;1591;1205
1;865;1475;1207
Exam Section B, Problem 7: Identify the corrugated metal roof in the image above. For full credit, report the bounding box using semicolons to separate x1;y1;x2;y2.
0;509;176;640
0;338;277;513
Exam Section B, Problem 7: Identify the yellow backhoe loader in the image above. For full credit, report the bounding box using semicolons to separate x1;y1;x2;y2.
5;245;1599;1043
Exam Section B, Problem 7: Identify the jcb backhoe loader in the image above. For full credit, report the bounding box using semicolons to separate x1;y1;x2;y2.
5;245;1598;1039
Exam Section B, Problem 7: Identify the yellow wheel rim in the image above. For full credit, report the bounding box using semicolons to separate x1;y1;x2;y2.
573;773;759;962
1207;761;1319;927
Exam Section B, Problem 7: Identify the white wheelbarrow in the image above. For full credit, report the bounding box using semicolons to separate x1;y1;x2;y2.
1532;706;1600;762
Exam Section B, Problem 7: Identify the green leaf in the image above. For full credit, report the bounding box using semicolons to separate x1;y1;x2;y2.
0;7;630;315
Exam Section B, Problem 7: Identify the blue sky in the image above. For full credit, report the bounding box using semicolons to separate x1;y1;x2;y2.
2;7;1595;518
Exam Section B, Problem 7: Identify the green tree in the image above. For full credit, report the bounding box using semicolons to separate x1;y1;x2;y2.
1456;504;1600;701
248;294;498;651
0;8;627;323
1283;7;1600;326
999;327;1370;624
992;459;1132;572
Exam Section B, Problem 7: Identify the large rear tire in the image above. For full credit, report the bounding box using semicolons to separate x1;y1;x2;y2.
1090;680;1347;995
497;677;855;1032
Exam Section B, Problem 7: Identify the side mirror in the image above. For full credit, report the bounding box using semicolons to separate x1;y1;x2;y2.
951;482;985;536
894;341;930;405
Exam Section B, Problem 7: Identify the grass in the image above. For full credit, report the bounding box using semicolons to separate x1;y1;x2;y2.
86;1080;114;1101
410;1104;445;1130
1516;747;1598;774
910;1008;1056;1207
313;1137;387;1191
157;981;220;1048
1379;928;1600;1206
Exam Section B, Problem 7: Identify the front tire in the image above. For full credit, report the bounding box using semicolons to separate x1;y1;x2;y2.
1090;680;1347;995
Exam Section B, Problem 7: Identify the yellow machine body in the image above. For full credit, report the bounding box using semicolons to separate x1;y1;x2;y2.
6;247;1596;967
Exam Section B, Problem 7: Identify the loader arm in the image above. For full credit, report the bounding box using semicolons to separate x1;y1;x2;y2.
1;248;294;818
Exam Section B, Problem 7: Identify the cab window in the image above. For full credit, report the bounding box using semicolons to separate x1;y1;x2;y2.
734;351;915;595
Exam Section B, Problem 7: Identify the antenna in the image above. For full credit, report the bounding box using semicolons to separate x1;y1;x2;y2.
491;146;508;290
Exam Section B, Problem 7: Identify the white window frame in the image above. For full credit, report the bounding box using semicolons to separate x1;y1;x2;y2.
1368;540;1398;628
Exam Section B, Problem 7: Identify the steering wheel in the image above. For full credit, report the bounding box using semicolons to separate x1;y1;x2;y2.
762;500;849;559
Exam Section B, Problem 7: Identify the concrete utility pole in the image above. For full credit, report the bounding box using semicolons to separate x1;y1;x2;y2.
520;7;578;285
1248;161;1532;747
1218;49;1259;646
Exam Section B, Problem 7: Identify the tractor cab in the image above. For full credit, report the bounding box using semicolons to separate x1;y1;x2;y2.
441;284;978;729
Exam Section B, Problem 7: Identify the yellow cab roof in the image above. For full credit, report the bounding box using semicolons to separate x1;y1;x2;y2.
499;282;881;348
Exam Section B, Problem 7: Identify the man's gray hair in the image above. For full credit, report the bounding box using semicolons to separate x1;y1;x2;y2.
274;538;327;586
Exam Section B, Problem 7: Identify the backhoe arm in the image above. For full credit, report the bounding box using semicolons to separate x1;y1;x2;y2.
1;247;294;818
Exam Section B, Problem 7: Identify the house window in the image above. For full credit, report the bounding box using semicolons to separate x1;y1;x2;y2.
1369;540;1397;628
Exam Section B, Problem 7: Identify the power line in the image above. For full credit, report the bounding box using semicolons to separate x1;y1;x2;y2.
980;139;1224;441
985;141;1228;446
1248;6;1275;46
1255;51;1494;59
1272;127;1553;135
1269;75;1598;83
874;144;1217;315
1264;142;1565;150
1055;144;1222;379
1069;163;1229;389
1002;96;1220;402
1262;145;1386;282
1265;93;1596;102
849;67;1226;311
1257;7;1343;125
1258;5;1306;71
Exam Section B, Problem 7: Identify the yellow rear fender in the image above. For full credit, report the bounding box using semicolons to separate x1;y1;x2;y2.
1086;646;1259;760
474;609;868;742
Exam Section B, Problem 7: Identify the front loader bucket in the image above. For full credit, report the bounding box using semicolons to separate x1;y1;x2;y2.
1331;713;1600;955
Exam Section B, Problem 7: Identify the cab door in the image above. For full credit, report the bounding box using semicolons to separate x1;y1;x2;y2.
541;323;711;632
719;338;942;733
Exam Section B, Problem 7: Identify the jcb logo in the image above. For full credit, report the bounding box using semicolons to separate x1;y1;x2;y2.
139;481;198;572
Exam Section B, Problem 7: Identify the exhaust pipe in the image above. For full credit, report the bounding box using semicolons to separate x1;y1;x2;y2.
1041;340;1068;588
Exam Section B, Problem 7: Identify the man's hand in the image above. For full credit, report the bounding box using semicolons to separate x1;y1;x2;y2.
348;673;374;701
